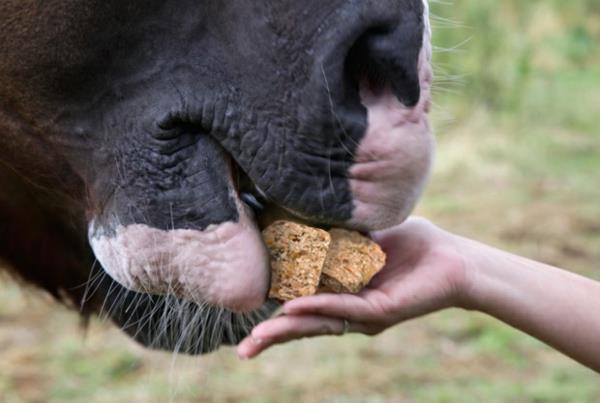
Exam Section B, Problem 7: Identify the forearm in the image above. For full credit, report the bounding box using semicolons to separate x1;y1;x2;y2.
459;237;600;372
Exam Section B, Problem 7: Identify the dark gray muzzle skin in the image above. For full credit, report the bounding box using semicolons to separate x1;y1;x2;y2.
0;0;425;354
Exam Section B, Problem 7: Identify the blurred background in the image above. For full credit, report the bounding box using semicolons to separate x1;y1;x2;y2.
1;0;599;401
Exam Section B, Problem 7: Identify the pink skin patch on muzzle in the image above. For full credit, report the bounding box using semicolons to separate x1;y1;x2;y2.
89;203;270;313
349;22;434;230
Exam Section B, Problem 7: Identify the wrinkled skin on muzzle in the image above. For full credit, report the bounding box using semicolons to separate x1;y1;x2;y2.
0;0;433;354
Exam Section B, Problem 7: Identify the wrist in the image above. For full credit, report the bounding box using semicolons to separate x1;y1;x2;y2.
451;234;532;315
449;234;500;312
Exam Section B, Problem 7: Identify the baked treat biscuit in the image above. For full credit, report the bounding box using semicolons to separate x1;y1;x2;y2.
320;229;386;294
264;221;386;301
263;221;331;301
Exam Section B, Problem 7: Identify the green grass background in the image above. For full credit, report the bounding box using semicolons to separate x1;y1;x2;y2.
1;1;599;401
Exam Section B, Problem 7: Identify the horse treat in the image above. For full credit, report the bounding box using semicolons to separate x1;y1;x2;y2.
263;221;386;301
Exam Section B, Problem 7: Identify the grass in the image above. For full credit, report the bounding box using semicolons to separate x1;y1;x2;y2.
1;1;599;402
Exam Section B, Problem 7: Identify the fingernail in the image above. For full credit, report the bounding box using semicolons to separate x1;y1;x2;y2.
251;336;263;345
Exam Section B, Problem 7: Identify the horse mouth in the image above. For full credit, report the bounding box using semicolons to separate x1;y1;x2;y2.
232;160;331;232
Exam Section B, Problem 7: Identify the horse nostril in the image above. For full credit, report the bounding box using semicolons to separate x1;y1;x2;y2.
345;19;423;107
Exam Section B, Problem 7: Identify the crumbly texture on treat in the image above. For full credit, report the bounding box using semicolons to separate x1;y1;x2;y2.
264;221;386;301
320;229;386;294
263;221;331;301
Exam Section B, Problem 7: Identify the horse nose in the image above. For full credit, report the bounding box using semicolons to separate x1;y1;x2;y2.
345;16;424;107
301;4;426;119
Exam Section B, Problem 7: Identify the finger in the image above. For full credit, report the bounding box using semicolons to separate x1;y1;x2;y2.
237;315;347;359
282;292;379;322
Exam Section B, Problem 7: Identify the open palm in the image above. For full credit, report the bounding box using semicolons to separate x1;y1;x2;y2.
238;218;470;359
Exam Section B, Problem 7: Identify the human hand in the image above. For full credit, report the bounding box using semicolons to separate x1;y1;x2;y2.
237;217;473;359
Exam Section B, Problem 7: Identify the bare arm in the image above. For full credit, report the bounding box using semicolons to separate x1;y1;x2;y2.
462;238;600;371
237;218;600;373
